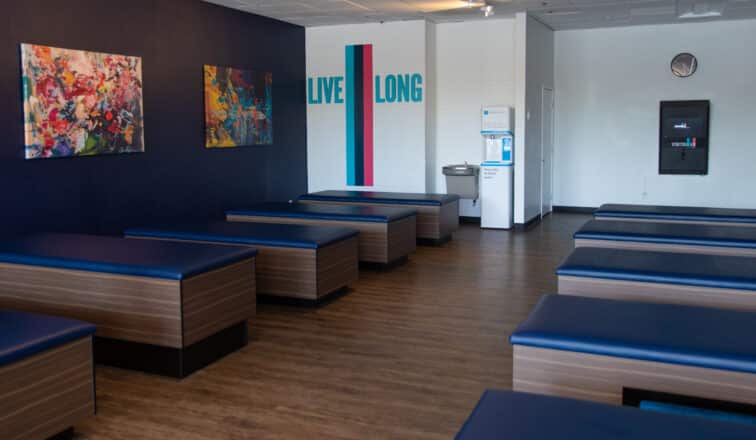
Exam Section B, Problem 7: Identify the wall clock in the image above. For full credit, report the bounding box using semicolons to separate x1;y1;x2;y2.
671;53;698;78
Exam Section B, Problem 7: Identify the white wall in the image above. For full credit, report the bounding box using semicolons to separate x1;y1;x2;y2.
306;21;427;192
514;14;554;223
306;17;549;224
431;18;517;197
554;19;756;209
425;22;437;193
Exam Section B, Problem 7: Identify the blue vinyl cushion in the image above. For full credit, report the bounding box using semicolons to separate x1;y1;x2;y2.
0;233;257;280
456;390;756;439
227;202;416;223
557;247;756;291
576;219;756;249
125;221;359;250
510;294;756;374
0;309;96;367
595;203;756;224
299;190;460;207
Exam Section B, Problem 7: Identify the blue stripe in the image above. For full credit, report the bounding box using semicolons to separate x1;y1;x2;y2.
345;45;356;186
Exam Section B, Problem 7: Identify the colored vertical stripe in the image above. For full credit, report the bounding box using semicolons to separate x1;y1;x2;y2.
345;46;356;186
345;44;374;187
353;46;365;186
362;45;374;186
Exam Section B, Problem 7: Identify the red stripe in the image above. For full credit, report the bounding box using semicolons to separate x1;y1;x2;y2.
362;45;374;186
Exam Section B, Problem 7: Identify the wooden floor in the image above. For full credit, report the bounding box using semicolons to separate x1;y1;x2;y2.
76;214;588;439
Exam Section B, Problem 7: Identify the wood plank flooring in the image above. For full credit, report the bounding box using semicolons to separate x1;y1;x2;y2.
75;213;588;439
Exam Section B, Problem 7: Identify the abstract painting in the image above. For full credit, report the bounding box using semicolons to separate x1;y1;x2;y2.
21;44;144;159
204;65;272;148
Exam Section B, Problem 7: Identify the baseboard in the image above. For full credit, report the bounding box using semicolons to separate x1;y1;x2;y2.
460;216;481;224
553;205;597;214
514;214;542;231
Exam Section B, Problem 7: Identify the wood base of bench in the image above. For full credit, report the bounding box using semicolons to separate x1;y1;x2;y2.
574;238;756;258
1;337;94;440
558;275;756;312
595;216;756;228
227;215;415;264
128;235;358;301
0;258;256;350
513;345;756;407
94;321;248;379
299;199;459;241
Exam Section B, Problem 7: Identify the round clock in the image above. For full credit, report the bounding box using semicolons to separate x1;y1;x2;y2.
671;53;698;78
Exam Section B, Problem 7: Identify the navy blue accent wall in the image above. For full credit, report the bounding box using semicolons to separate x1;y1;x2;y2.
0;0;306;235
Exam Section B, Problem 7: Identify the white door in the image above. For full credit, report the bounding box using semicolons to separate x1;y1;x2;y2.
541;87;555;216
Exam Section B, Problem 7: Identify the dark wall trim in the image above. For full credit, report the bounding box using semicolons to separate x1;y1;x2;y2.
460;216;481;224
514;214;542;231
553;206;597;214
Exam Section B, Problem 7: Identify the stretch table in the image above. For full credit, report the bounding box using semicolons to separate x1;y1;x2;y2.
1;310;96;440
575;219;756;257
456;390;756;440
511;294;756;408
126;222;359;303
557;247;756;311
0;233;257;378
227;202;416;264
595;203;756;227
299;190;460;243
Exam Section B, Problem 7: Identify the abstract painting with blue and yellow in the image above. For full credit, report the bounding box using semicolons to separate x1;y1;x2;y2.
21;43;145;159
204;65;272;148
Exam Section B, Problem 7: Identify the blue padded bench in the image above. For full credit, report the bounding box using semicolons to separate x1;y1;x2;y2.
299;190;461;243
0;233;258;378
575;219;756;257
456;390;756;439
1;310;96;439
125;222;359;302
595;203;756;227
557;247;756;311
227;202;416;264
511;294;756;408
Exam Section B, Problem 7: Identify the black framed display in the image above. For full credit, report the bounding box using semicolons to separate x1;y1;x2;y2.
659;100;710;175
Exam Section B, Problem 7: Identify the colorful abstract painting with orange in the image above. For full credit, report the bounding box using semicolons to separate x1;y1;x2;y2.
21;44;144;159
204;65;272;148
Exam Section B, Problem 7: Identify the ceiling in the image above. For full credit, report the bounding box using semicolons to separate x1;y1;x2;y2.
204;0;756;29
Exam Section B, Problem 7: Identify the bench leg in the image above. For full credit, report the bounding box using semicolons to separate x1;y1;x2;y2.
94;321;249;379
48;427;74;440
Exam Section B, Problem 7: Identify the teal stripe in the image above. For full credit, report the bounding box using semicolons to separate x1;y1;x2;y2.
345;45;356;186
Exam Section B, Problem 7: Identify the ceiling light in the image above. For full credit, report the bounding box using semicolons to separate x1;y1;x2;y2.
481;5;495;17
677;0;725;19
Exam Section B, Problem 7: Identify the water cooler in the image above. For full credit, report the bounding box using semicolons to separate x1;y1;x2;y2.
480;107;514;229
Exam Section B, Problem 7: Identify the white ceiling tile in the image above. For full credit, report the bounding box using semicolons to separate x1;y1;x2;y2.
204;0;756;29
